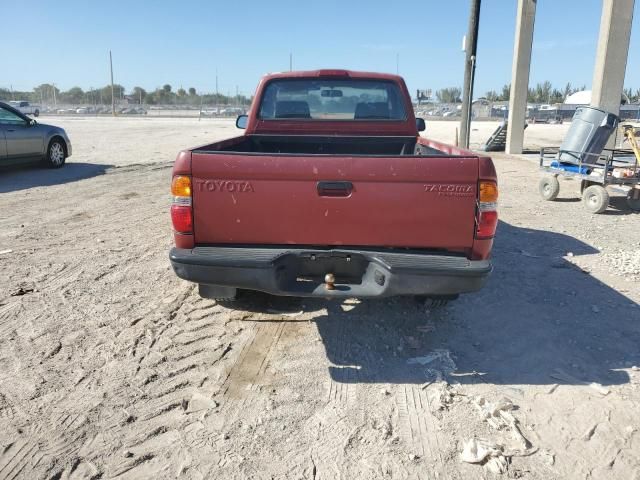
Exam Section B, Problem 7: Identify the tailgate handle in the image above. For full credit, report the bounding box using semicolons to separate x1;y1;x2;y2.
317;181;353;197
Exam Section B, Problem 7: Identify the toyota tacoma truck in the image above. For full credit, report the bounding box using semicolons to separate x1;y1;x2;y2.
169;70;497;301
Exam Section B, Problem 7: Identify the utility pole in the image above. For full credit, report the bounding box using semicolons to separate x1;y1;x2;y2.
91;86;97;116
52;83;57;107
459;0;481;149
289;53;293;71
110;50;115;116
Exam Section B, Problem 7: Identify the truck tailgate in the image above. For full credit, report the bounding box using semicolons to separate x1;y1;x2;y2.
191;153;479;249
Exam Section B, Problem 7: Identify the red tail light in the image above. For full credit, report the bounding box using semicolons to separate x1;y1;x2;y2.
476;210;498;239
476;180;498;239
171;205;193;233
171;175;192;234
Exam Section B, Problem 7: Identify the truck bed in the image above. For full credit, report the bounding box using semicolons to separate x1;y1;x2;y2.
194;135;445;156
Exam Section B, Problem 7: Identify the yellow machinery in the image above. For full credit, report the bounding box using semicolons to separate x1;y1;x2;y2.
621;124;640;210
622;124;640;164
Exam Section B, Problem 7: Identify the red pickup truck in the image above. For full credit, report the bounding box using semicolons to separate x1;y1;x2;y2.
169;70;497;301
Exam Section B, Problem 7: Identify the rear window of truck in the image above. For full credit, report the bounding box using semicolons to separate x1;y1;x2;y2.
258;79;406;121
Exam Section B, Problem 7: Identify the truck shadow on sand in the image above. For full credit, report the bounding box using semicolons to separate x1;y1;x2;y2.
0;162;111;193
231;220;638;386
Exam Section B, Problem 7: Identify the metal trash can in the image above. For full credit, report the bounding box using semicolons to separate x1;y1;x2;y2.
558;106;618;164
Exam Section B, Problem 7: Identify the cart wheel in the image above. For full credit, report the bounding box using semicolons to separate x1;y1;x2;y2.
539;176;560;201
582;185;609;214
626;190;640;211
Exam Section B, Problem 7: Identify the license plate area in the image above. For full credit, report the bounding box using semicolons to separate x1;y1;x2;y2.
275;252;369;290
295;252;368;284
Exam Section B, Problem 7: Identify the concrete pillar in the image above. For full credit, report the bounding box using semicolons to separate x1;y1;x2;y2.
591;0;634;117
506;0;536;154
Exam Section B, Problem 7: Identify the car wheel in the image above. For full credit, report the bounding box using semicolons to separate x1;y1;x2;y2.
47;139;66;168
582;185;609;214
539;176;560;201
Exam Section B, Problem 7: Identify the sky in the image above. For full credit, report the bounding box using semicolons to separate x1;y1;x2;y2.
2;0;639;98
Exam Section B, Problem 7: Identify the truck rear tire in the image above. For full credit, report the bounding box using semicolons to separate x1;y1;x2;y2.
582;185;609;214
198;284;237;301
539;176;560;201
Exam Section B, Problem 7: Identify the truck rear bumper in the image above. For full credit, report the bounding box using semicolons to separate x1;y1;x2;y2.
170;246;491;298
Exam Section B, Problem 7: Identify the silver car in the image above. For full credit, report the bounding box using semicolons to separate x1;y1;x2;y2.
0;101;72;168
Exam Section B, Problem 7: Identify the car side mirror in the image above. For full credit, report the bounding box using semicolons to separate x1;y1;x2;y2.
236;114;248;129
416;117;426;132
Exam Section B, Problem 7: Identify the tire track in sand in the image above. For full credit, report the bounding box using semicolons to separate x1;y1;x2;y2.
396;384;444;479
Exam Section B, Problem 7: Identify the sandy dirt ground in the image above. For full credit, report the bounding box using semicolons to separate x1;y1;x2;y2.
0;118;639;480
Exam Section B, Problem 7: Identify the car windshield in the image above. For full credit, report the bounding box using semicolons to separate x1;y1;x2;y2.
258;79;406;120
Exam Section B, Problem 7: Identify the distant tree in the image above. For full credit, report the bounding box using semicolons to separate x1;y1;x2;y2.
526;81;552;103
177;88;187;97
499;84;510;101
131;86;147;104
99;84;125;104
63;87;84;104
527;87;535;103
451;87;462;103
539;81;553;103
0;87;30;101
188;87;196;96
550;88;564;104
149;86;176;105
33;83;60;104
143;91;156;105
85;88;101;104
485;90;499;102
435;87;462;103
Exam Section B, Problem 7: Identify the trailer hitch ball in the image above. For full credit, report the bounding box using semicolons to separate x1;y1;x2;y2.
324;273;336;290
